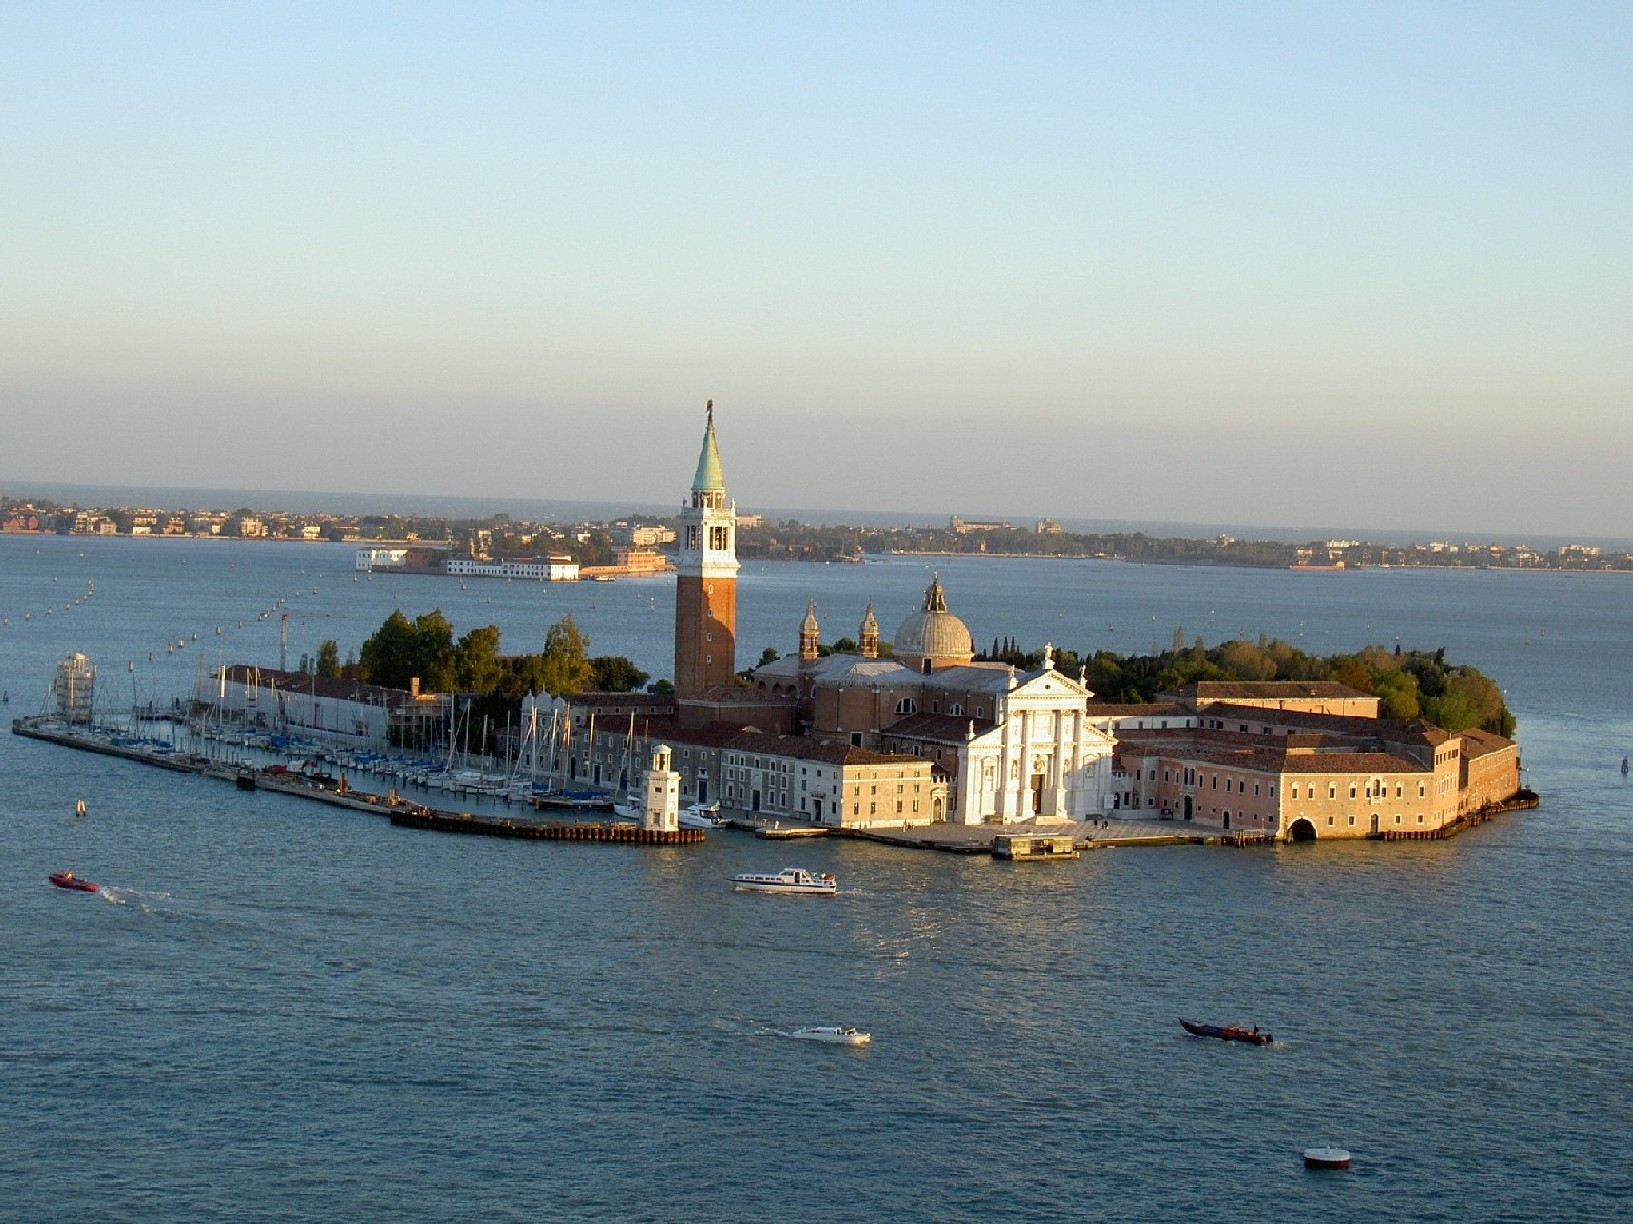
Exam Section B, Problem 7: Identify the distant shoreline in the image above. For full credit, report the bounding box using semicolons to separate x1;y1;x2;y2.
4;531;1629;577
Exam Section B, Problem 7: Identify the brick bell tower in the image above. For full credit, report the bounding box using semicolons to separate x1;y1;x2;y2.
673;400;739;694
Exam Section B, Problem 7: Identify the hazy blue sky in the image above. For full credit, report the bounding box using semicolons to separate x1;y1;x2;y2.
3;2;1629;536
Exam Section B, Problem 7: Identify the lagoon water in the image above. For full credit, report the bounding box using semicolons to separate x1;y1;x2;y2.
2;536;1631;1221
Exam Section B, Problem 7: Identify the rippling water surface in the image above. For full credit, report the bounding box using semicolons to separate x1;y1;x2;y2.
2;537;1630;1221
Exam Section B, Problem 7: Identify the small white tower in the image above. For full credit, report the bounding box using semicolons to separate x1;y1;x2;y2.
641;744;681;833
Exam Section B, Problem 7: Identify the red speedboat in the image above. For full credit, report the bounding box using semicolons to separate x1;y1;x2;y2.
49;871;99;894
1180;1018;1272;1045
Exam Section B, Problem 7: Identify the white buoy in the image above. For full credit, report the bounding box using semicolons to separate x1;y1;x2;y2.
1303;1147;1351;1170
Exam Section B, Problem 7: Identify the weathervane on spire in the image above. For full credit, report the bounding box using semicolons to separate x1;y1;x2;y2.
706;399;714;426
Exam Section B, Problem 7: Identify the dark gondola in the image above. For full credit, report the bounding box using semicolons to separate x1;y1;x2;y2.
1180;1018;1272;1045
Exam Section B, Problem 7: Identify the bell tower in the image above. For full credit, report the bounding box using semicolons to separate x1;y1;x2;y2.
674;401;739;693
799;601;820;661
858;602;879;658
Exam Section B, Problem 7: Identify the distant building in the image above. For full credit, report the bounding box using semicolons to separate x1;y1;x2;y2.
197;665;446;746
1165;681;1380;720
446;556;579;581
1107;686;1521;839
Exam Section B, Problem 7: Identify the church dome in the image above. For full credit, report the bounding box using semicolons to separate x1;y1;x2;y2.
894;576;973;665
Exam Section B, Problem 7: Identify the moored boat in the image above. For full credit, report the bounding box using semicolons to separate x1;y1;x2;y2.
533;788;615;812
792;1025;870;1045
1180;1018;1272;1045
49;871;98;893
732;867;837;895
678;801;725;830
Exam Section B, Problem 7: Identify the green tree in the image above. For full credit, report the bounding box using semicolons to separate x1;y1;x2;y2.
357;610;419;687
1329;657;1375;694
453;624;504;693
539;615;594;697
1371;669;1421;721
315;640;342;679
356;608;457;690
1425;670;1512;735
590;656;651;692
1217;639;1278;681
413;610;457;691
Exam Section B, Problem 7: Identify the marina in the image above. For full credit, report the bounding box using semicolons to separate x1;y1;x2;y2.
12;715;704;846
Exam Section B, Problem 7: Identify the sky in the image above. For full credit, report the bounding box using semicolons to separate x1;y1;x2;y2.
3;2;1630;538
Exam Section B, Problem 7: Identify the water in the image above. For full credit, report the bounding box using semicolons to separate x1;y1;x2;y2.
2;536;1631;1221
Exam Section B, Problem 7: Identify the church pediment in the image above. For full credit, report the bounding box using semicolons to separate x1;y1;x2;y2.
1009;668;1092;701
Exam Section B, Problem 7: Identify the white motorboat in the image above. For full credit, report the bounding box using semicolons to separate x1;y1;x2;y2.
732;867;837;895
678;801;725;829
792;1026;870;1046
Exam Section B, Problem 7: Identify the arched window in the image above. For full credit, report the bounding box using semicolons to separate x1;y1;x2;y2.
895;697;917;715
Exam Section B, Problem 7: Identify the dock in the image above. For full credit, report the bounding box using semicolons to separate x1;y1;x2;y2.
389;807;703;844
992;833;1080;861
11;716;704;847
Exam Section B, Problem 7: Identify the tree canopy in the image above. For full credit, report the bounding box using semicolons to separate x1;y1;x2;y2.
590;655;650;693
981;635;1515;737
539;615;595;697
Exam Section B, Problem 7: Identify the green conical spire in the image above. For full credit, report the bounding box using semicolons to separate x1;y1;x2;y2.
692;400;726;492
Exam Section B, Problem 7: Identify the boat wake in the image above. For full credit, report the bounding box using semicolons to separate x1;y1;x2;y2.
98;886;176;912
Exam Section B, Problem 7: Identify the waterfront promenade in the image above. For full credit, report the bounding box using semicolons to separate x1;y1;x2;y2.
13;714;1262;855
741;810;1271;853
13;713;1528;855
